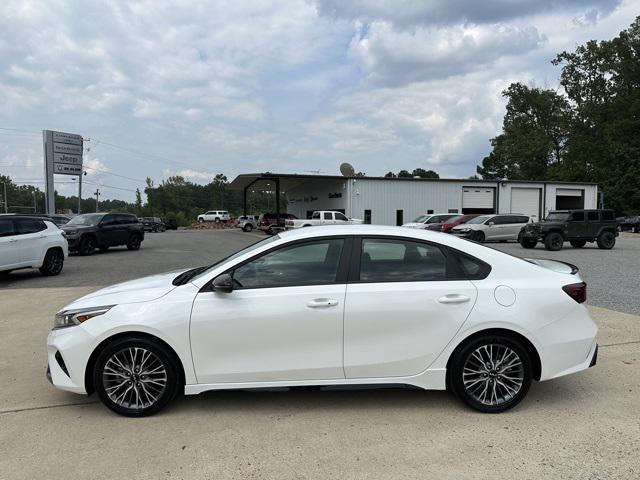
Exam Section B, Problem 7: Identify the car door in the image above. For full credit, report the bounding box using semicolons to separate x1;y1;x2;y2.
190;237;350;384
15;218;48;264
483;216;503;240
343;237;477;378
98;214;120;246
323;212;334;225
567;211;586;238
586;211;600;237
0;218;22;268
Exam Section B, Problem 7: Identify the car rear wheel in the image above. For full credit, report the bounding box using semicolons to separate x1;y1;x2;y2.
519;238;537;249
198;218;204;223
470;231;485;243
597;231;615;249
78;236;96;256
94;336;180;417
450;335;532;413
214;218;220;224
126;234;142;251
39;249;64;276
243;224;253;232
570;240;586;248
544;232;563;251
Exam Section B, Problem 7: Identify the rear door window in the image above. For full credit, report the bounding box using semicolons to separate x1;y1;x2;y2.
0;219;16;237
358;238;449;283
571;212;585;221
587;211;599;221
324;212;332;220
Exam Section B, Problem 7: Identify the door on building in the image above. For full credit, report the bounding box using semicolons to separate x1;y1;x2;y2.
556;189;584;210
510;188;541;221
462;187;495;214
396;210;403;226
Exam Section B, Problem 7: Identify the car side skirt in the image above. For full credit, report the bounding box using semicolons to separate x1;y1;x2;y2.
184;368;447;395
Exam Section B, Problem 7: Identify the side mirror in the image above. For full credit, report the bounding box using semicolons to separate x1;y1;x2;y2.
212;273;234;293
488;221;495;226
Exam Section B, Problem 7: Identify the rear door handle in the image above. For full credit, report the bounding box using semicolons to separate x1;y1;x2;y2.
307;298;339;308
438;294;470;304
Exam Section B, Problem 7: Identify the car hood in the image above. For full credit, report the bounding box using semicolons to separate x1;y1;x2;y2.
60;224;95;233
63;269;189;310
452;224;480;231
402;222;426;228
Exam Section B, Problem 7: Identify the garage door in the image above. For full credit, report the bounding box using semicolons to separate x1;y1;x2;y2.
511;188;540;220
556;188;584;210
462;187;494;212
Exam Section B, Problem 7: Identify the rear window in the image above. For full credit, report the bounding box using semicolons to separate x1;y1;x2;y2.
16;218;47;234
602;211;615;220
587;211;599;221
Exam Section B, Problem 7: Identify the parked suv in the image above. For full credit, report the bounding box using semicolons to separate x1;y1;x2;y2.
161;217;178;230
61;213;144;255
0;215;68;276
451;214;531;242
519;209;618;251
142;217;166;232
197;210;230;223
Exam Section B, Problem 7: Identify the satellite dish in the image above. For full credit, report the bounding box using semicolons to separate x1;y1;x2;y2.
340;162;355;177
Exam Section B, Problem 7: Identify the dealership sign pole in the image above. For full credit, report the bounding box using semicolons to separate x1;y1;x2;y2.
43;130;84;214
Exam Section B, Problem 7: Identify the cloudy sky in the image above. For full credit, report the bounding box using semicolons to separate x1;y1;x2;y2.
0;0;636;201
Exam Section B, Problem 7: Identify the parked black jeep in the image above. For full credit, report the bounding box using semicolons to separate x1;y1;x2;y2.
61;213;145;255
519;209;618;251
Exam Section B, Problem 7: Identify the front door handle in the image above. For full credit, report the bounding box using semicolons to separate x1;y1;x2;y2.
307;298;339;308
438;294;470;304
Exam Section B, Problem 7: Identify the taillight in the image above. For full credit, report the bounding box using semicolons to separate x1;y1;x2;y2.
562;282;587;303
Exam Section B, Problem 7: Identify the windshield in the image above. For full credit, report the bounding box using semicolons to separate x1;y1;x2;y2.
412;215;430;223
67;213;104;226
426;214;454;224
544;212;571;221
466;215;491;225
191;235;280;282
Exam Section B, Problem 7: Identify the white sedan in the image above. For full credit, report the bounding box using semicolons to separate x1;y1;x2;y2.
47;225;598;416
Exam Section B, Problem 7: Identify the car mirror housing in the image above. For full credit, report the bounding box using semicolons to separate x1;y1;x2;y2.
488;222;495;226
212;273;234;293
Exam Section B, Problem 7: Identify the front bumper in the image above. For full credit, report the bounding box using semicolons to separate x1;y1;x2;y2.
65;236;80;249
451;230;473;238
46;326;94;395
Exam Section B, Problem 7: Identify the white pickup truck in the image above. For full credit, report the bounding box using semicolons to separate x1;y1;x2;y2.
285;211;363;229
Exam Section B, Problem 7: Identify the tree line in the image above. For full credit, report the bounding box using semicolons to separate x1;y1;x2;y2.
477;17;640;214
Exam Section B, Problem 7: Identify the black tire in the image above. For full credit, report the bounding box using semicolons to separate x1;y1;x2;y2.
570;240;586;248
100;246;109;252
78;236;96;256
470;231;485;243
215;218;220;224
596;231;615;249
93;336;180;417
126;234;142;251
243;224;253;232
544;232;563;251
39;248;65;276
198;218;204;223
0;270;12;277
520;238;537;249
449;334;532;413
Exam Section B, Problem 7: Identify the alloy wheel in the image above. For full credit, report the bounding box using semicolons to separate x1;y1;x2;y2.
47;250;63;273
462;344;524;407
102;347;168;410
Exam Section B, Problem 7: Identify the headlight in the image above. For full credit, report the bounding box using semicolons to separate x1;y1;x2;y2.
54;305;115;329
457;228;470;232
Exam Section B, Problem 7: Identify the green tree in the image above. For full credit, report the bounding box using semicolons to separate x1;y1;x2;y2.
411;168;439;179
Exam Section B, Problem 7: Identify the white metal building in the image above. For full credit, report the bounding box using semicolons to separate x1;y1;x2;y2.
230;173;598;226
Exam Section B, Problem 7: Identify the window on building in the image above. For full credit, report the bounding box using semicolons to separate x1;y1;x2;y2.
448;209;459;213
427;209;434;214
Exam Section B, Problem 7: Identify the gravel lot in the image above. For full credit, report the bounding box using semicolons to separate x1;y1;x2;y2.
2;228;638;315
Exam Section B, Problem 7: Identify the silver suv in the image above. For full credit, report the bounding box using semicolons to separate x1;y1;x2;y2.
236;215;259;232
451;214;531;243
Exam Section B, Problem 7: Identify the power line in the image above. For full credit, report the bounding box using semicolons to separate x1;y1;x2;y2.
82;165;146;183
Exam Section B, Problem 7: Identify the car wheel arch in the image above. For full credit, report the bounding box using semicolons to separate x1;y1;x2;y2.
84;331;186;395
445;327;542;383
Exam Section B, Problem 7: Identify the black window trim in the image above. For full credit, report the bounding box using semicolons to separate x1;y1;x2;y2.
347;235;491;284
204;235;353;291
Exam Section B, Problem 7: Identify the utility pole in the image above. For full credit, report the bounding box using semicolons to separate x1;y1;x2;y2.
94;189;100;212
2;182;7;213
78;171;83;214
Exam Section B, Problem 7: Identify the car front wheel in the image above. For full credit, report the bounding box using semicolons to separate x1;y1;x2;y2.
450;335;532;413
243;224;253;232
94;336;180;417
78;236;96;256
39;248;64;276
544;232;563;251
470;231;485;243
520;238;537;249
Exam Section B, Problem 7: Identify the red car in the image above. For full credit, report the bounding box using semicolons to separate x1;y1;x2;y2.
425;214;480;233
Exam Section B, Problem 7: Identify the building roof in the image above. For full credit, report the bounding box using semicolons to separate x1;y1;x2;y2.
228;172;598;191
